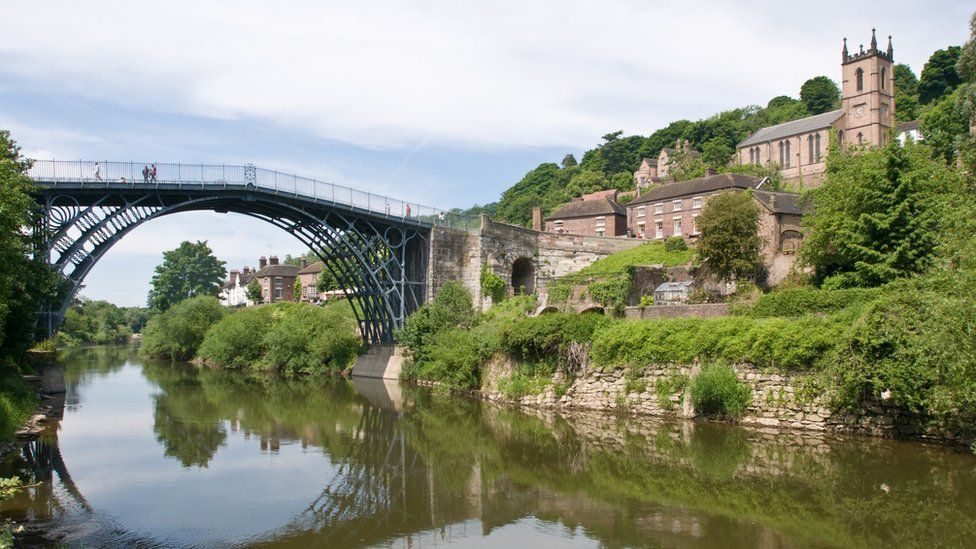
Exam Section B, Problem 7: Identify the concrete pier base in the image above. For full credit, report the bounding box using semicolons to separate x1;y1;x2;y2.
351;345;405;380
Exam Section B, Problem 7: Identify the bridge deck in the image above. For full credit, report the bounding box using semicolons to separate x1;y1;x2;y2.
27;160;476;230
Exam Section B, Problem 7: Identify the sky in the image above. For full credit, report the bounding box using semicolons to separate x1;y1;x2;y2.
0;0;970;306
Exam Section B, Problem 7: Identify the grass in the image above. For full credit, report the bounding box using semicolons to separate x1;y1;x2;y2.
569;241;695;276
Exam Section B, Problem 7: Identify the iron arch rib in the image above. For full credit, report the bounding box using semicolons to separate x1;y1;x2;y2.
36;187;432;345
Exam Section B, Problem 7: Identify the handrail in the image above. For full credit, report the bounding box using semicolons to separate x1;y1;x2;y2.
26;160;480;230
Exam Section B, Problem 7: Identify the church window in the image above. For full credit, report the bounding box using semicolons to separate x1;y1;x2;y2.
838;130;844;144
778;142;784;166
881;67;887;90
785;140;791;168
808;136;814;164
857;132;863;144
815;133;822;161
749;148;754;164
855;68;864;91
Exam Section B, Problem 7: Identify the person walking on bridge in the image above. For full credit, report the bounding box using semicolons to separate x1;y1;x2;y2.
150;163;157;183
142;165;150;184
93;162;102;181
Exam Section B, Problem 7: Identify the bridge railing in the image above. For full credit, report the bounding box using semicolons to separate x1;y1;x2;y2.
27;160;481;230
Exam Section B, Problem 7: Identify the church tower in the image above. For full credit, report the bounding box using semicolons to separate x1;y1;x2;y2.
840;29;895;148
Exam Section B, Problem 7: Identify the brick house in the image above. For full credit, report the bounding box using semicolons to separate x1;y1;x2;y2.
296;259;324;303
625;173;805;281
737;30;896;188
219;266;256;307
544;189;627;237
253;255;299;303
633;139;701;191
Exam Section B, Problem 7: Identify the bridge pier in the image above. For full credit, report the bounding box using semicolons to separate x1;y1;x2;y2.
351;345;405;380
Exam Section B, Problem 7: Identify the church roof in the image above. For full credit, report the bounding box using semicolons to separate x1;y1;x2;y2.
546;198;625;220
738;109;843;147
752;190;806;215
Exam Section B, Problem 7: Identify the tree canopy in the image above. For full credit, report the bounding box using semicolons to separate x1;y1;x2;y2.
696;191;764;284
800;76;841;114
148;241;226;312
919;46;963;105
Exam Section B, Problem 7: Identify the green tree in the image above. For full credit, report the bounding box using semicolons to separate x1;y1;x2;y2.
696;191;764;283
920;90;969;162
561;153;578;168
919;46;963;105
147;241;226;312
894;64;921;122
800;76;841;114
293;278;302;302
0;130;58;366
246;278;263;304
701;137;733;169
397;281;475;362
140;295;227;361
800;140;957;288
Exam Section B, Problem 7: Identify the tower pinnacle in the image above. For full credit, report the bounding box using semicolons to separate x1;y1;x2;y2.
887;35;893;61
842;37;848;60
871;28;878;50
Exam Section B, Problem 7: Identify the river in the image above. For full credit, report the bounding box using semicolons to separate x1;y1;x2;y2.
1;345;974;547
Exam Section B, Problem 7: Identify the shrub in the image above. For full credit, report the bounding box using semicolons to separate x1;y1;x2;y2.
480;265;506;303
415;328;485;389
498;369;552;399
655;372;689;410
501;312;610;365
734;286;884;317
260;302;361;375
690;363;752;418
664;236;688;252
398;281;475;362
140;296;227;361
197;306;274;368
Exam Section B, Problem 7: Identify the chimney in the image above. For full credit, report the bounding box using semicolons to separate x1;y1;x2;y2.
269;255;279;265
532;206;543;232
230;269;239;286
301;257;308;268
259;256;267;269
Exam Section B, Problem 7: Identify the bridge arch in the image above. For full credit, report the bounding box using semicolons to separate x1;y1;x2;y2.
29;161;453;344
511;256;535;295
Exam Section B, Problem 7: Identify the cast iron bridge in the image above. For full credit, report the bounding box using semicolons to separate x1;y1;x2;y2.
27;160;475;344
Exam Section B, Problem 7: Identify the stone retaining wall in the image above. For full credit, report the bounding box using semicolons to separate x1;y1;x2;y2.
624;303;729;319
481;359;921;440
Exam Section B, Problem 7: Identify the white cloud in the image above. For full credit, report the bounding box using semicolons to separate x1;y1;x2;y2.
2;1;967;151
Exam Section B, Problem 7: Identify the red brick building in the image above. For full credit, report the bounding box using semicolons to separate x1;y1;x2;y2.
544;189;627;237
253;255;299;303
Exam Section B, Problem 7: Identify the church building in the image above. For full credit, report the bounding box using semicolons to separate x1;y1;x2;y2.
737;30;896;187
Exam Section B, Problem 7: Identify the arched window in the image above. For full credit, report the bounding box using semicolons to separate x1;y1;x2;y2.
857;132;863;144
785;139;791;167
881;67;887;90
778;142;784;166
838;130;844;144
815;133;822;161
749;148;754;165
808;135;814;164
855;68;864;92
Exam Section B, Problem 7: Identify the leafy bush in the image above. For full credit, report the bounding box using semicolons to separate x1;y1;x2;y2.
734;286;883;317
664;236;688;252
140;296;227;361
397;282;475;362
591;315;846;371
0;373;37;438
414;328;485;389
655;372;689;410
500;312;610;365
198;301;361;375
480;265;506;303
690;363;752;418
260;302;361;375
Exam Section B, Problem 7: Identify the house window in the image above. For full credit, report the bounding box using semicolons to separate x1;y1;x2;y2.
672;199;682;211
636;206;645;218
654;203;663;214
673;217;682;236
856;67;864;92
692;196;702;209
554;220;563;232
692;214;700;235
815;133;822;161
784;140;791;167
595;216;606;237
636;222;645;236
654;220;664;239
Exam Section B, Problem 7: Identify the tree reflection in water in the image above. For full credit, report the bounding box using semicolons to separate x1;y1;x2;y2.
2;348;976;548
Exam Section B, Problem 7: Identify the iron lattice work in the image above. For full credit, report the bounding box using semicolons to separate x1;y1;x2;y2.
28;160;467;344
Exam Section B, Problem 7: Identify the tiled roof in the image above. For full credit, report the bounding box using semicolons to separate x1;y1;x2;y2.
297;261;324;275
546;198;625;220
254;264;300;278
752;189;806;215
896;119;921;132
738;109;843;147
581;189;618;201
629;174;760;206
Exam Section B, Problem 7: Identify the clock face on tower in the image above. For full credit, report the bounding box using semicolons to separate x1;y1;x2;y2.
854;105;865;118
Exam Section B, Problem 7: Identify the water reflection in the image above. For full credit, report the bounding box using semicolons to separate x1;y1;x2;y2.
1;346;975;548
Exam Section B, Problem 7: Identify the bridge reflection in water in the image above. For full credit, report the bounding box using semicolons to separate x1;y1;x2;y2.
2;346;976;548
